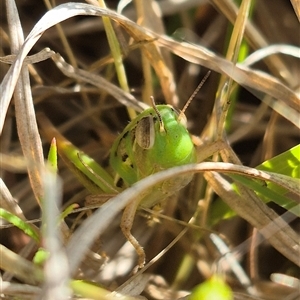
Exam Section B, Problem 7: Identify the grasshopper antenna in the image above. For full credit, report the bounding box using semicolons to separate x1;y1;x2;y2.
178;70;211;121
150;96;165;132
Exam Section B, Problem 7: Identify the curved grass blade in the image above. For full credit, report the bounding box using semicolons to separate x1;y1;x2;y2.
0;208;40;243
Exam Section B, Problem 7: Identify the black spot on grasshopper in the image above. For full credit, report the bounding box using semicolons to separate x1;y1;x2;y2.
121;153;129;162
116;177;124;188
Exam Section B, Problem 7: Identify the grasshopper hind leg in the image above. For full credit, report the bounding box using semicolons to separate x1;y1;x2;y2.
121;199;145;271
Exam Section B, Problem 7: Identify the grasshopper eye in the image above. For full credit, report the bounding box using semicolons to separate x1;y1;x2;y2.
135;116;155;149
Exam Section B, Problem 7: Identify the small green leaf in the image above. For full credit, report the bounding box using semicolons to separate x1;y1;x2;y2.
70;280;110;299
189;276;233;300
47;137;58;171
0;208;40;242
60;203;79;221
33;248;49;266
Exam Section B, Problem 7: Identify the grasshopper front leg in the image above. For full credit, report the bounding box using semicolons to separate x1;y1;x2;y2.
121;198;145;271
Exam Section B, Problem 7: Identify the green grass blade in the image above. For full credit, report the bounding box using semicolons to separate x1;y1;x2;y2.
41;117;118;194
58;138;118;194
257;144;300;193
209;146;300;223
231;145;300;215
60;203;79;221
0;208;40;242
97;0;136;120
47;137;58;172
229;174;299;217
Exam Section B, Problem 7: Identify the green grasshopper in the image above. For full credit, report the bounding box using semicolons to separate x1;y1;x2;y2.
110;101;197;269
43;73;210;270
107;72;210;269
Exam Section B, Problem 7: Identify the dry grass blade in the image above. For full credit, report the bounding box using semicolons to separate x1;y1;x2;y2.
0;244;43;285
0;178;25;219
0;282;41;298
215;0;252;137
52;53;147;112
290;0;300;21
5;0;44;203
134;0;177;106
154;36;299;105
0;48;54;65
